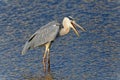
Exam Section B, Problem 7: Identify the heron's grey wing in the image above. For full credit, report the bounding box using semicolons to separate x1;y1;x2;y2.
22;21;60;55
32;21;60;48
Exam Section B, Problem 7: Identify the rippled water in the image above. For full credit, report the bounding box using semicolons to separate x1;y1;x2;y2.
0;0;120;80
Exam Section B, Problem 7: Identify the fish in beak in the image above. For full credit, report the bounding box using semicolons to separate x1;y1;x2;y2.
70;21;86;37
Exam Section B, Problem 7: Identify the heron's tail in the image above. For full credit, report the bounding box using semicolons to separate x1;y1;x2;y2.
21;41;30;55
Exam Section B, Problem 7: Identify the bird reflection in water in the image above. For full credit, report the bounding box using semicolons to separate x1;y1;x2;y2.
24;65;53;80
26;74;53;80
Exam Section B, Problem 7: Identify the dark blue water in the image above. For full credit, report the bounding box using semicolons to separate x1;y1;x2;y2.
0;0;120;80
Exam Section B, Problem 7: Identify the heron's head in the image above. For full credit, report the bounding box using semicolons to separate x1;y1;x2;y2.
63;16;85;37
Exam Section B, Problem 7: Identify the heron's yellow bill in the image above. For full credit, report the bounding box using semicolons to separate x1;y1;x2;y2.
71;21;86;37
74;21;86;32
71;23;79;37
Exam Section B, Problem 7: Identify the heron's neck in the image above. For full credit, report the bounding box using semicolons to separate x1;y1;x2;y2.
59;24;70;36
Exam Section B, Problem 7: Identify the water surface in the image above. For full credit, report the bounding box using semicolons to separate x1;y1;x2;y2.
0;0;120;80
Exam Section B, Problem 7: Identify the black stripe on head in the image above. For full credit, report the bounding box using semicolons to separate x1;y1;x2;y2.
68;16;74;20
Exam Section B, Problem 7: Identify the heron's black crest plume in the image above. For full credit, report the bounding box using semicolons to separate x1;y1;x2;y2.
68;16;74;20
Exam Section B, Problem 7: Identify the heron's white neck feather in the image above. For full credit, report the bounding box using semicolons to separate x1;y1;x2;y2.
59;17;70;36
59;27;70;36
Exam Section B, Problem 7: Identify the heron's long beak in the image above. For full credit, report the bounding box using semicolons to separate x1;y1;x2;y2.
73;21;86;32
71;21;86;37
71;22;80;37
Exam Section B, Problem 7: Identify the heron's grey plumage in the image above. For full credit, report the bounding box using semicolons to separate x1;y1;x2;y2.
22;17;86;72
22;21;60;55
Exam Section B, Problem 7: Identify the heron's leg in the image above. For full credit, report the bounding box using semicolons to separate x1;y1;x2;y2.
47;48;51;72
43;48;47;72
43;42;51;72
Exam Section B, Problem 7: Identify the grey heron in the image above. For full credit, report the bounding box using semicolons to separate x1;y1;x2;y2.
22;16;85;72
